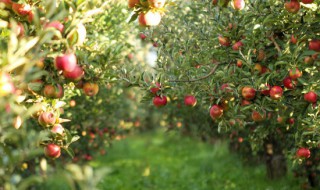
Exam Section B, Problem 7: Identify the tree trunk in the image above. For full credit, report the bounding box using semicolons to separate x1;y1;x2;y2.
264;139;287;179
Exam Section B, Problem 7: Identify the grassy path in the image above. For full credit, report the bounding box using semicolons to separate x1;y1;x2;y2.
94;130;300;190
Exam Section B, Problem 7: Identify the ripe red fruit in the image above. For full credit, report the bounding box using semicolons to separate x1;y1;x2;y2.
309;39;320;52
12;3;31;16
212;0;218;5
296;148;311;158
140;33;147;40
260;84;271;96
138;11;162;27
44;144;61;159
218;36;231;47
184;95;197;107
304;91;317;103
221;83;232;93
241;86;256;100
289;68;302;80
283;77;297;89
236;60;243;68
232;41;244;51
287;118;295;125
290;35;297;44
43;84;64;99
153;96;167;107
63;65;84;81
232;0;245;10
83;82;99;96
150;87;160;94
45;21;64;33
251;110;266;122
38;112;56;127
51;124;64;135
301;0;314;4
148;0;166;8
284;0;300;13
304;56;314;64
241;99;251;106
270;86;283;100
55;53;77;72
210;105;223;119
0;0;12;8
128;0;140;8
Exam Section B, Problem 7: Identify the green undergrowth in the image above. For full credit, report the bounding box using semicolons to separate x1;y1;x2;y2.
93;130;300;190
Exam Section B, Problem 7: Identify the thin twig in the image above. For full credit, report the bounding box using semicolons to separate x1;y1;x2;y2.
270;35;282;55
168;63;220;83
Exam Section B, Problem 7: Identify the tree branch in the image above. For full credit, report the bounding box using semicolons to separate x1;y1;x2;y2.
168;63;220;83
270;35;282;55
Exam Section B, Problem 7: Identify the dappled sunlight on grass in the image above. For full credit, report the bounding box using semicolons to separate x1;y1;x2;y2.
94;131;300;190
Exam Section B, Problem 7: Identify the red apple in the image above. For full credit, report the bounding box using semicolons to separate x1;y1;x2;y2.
251;110;266;122
283;77;297;89
242;86;256;100
260;84;271;96
236;60;243;68
212;0;218;5
140;33;147;40
128;0;140;8
43;84;64;99
12;3;31;16
218;36;231;47
83;82;99;96
44;144;61;159
221;83;233;93
51;124;64;135
288;118;295;125
301;0;314;4
148;0;166;8
138;11;162;26
45;21;64;33
270;86;283;100
153;96;167;107
184;95;197;107
232;41;244;51
241;99;251;106
284;0;300;14
304;56;314;64
289;68;302;80
290;35;297;44
63;65;84;81
27;11;34;23
210;105;223;119
304;91;317;103
296;148;311;158
309;39;320;52
232;0;245;10
55;53;77;72
38;112;56;127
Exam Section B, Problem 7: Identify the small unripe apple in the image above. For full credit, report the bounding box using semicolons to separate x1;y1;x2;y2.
251;110;266;122
283;77;297;89
284;0;300;14
309;39;320;52
218;36;231;47
184;95;197;107
38;112;56;127
270;86;283;100
296;148;311;158
63;65;84;81
304;91;317;103
289;68;302;80
45;21;64;33
138;11;162;27
153;96;167;107
55;53;77;72
232;41;244;51
44;144;61;159
241;86;256;100
51;124;64;135
148;0;166;8
210;105;223;119
83;82;99;96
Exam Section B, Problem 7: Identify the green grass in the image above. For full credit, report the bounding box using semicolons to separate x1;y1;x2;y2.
94;130;300;190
